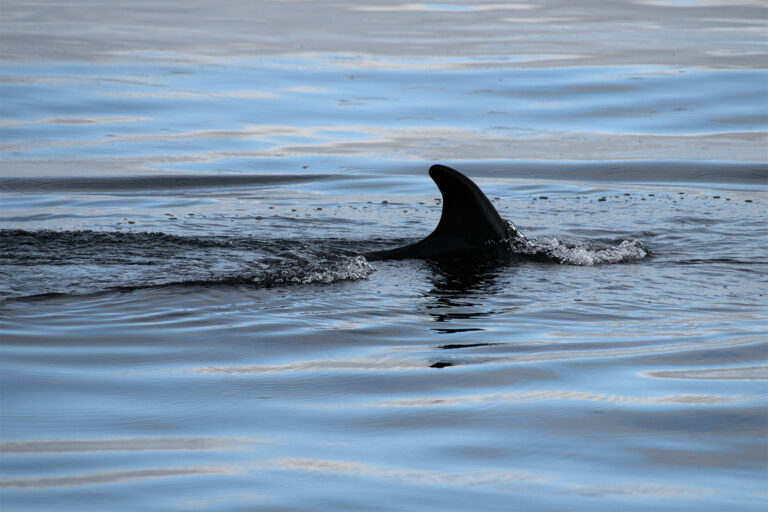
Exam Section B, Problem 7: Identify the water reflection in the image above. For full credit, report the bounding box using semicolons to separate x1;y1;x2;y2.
0;436;261;454
0;466;233;489
423;252;517;332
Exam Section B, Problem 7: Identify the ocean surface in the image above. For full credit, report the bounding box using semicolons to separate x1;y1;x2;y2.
1;1;767;510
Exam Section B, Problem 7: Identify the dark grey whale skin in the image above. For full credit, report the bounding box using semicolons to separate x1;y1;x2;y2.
365;165;514;260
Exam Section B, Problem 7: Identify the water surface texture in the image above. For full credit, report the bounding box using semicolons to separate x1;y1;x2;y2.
1;1;767;511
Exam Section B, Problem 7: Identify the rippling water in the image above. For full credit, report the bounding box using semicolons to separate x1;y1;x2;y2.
1;1;767;511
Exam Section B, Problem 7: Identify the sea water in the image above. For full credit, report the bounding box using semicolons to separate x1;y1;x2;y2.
1;1;767;510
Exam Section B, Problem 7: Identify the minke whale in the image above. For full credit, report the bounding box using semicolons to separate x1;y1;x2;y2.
365;164;527;260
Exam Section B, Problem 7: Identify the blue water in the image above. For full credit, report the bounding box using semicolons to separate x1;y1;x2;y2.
2;61;766;169
1;1;767;510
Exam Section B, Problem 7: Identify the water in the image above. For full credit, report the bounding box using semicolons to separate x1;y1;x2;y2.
1;1;767;510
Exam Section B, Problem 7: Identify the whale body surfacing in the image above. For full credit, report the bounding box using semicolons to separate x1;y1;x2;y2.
366;165;522;260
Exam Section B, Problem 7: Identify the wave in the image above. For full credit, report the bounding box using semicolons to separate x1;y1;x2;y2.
0;228;646;300
2;161;766;197
0;174;336;193
386;161;768;185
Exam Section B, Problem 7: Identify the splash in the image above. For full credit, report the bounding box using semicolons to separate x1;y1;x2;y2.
539;238;648;266
251;255;374;286
502;223;648;265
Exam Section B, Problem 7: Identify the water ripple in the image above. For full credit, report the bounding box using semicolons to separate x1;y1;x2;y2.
367;390;745;408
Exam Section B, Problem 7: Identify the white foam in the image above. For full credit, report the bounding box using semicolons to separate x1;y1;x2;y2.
252;255;374;286
541;238;648;266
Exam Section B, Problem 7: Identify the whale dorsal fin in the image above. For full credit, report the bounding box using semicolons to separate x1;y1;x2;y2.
425;164;508;247
366;165;510;259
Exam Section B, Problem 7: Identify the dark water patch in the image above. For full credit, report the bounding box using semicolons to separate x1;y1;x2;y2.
0;173;336;193
373;161;768;185
636;445;768;471
431;327;485;334
0;228;373;299
676;258;768;266
0;228;254;252
438;343;501;350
